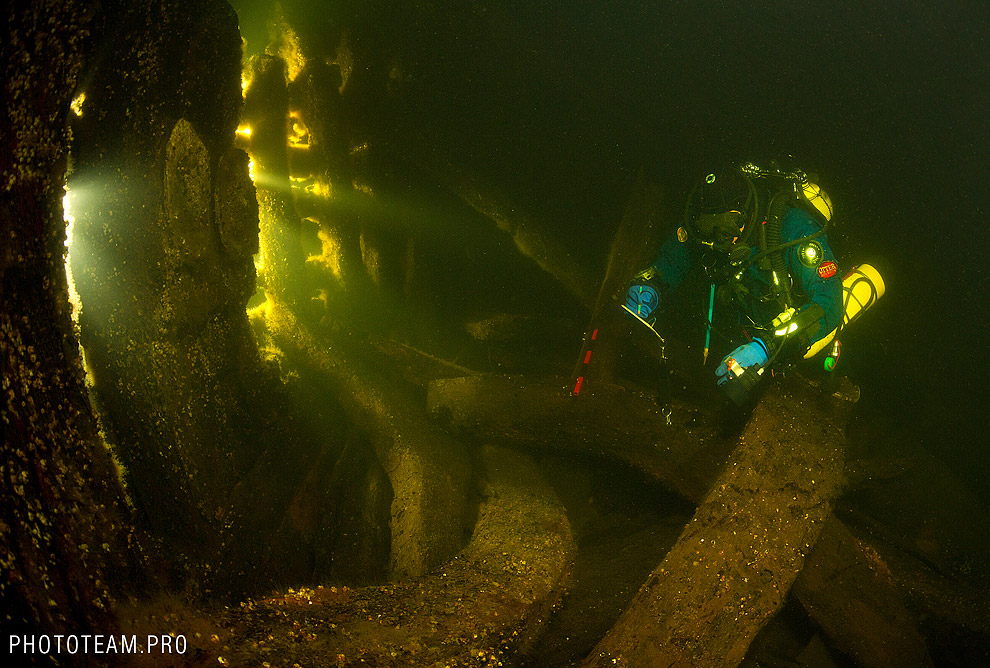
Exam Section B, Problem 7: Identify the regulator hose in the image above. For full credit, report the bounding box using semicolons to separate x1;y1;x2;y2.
766;190;794;305
740;190;831;281
736;174;760;247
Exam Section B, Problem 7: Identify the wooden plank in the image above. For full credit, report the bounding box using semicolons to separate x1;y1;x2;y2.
794;517;934;668
267;302;473;579
427;373;733;503
582;377;846;668
428;372;937;667
210;446;576;667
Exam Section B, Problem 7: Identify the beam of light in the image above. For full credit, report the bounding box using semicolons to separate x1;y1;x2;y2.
62;184;83;327
253;246;265;274
70;92;86;117
62;178;132;499
287;112;310;148
61;179;107;404
306;227;343;280
278;24;306;82
304;181;332;199
775;322;799;337
247;291;272;321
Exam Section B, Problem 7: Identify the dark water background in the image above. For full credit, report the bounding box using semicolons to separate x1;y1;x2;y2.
233;0;990;502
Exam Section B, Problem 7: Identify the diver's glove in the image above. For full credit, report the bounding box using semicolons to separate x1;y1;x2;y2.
716;338;770;406
715;339;769;388
624;269;661;325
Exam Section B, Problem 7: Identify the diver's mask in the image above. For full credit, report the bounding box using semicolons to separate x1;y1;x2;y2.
693;209;753;275
693;210;745;249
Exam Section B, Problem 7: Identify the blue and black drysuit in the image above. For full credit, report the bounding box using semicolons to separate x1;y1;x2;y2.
632;207;843;391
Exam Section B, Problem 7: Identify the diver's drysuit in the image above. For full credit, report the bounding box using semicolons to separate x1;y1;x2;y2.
627;165;844;404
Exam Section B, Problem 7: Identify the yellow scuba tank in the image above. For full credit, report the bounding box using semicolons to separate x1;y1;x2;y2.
798;179;834;222
804;263;885;358
839;264;885;326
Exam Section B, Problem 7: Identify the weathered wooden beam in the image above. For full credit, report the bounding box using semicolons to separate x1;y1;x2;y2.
793;516;934;668
452;174;597;306
429;371;938;666
831;505;990;661
265;301;473;580
427;373;733;503
581;376;846;668
429;371;940;665
210;446;575;667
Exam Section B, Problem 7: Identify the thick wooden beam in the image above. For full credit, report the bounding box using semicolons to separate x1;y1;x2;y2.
430;371;939;666
453;175;597;306
267;302;473;579
427;373;733;503
209;446;576;667
794;517;934;668
582;377;846;668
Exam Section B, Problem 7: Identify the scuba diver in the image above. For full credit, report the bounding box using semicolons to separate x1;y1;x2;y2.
624;162;849;406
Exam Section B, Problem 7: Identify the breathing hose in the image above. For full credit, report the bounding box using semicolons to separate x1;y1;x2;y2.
765;191;795;306
737;175;761;247
738;190;831;281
